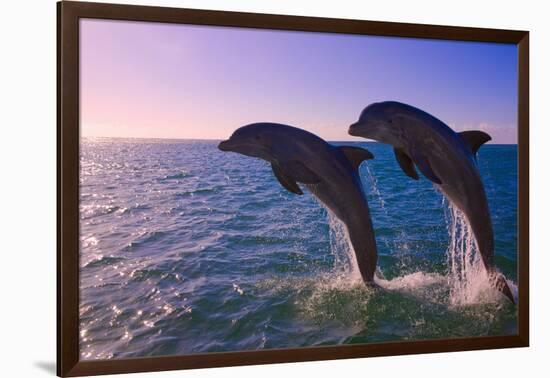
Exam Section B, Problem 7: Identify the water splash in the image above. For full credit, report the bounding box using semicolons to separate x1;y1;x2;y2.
361;165;387;216
326;210;362;283
442;199;498;306
361;164;410;265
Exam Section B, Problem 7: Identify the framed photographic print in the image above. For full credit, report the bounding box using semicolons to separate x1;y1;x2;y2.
57;1;529;376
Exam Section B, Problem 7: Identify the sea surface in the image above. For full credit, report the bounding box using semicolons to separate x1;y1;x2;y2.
79;138;518;360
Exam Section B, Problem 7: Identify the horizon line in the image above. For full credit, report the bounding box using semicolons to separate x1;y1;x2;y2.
81;135;518;145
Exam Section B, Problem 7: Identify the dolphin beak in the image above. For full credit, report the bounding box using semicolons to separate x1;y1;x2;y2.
218;139;233;151
348;122;361;136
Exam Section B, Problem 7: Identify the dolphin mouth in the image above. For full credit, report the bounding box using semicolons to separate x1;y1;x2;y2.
348;122;362;136
218;139;236;151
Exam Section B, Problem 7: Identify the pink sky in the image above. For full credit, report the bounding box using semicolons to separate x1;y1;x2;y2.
80;19;518;143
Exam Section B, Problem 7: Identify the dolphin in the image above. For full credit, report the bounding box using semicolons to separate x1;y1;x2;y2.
218;123;379;285
348;101;515;303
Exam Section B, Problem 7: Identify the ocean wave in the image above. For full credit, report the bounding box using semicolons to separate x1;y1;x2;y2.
84;256;127;268
80;204;122;219
158;171;190;181
129;268;184;283
173;188;218;198
79;140;518;359
122;231;168;252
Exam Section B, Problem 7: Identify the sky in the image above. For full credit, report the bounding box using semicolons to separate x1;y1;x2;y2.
80;19;518;143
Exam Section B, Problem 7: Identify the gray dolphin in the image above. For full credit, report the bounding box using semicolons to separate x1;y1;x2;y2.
219;123;378;285
349;101;515;303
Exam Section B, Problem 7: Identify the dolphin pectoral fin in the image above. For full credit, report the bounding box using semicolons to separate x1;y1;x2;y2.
339;146;374;170
271;163;303;195
282;161;322;184
393;148;419;180
412;152;442;184
458;131;492;155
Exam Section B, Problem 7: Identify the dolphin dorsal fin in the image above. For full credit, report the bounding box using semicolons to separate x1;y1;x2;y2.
394;148;419;180
458;131;492;155
339;146;374;170
271;163;303;195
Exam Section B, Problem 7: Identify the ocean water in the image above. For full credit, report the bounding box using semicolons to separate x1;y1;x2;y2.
79;138;518;360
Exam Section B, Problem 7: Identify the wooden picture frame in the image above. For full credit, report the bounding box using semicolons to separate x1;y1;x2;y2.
57;1;529;376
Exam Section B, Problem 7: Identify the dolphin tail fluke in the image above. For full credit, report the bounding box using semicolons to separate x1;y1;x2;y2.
492;272;515;304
